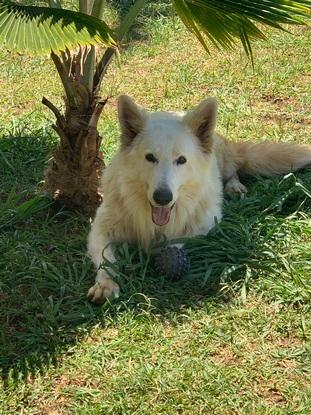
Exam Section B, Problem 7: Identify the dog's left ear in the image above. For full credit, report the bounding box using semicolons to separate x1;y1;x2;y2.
183;98;217;153
118;95;146;148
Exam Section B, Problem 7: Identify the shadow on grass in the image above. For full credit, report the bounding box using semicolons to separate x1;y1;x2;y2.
1;135;310;386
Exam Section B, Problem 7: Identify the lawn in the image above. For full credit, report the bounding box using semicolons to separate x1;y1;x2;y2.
0;5;311;415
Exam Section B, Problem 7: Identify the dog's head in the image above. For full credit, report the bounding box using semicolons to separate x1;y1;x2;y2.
118;95;217;226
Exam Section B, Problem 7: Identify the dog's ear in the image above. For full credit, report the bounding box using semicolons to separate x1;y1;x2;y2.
118;95;145;147
183;98;217;153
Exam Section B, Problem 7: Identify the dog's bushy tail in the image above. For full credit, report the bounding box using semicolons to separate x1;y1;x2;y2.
234;141;311;176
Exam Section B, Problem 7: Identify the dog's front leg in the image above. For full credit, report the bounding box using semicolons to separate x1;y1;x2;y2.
87;268;120;304
87;230;120;304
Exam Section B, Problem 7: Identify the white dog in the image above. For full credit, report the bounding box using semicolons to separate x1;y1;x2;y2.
87;95;311;304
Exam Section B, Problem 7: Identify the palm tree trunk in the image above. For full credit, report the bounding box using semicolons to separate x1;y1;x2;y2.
42;79;106;214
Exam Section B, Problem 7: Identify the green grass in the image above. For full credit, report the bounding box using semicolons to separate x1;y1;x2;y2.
1;10;311;415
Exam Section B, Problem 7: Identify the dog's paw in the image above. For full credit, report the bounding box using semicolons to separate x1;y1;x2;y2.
224;178;247;195
87;279;120;305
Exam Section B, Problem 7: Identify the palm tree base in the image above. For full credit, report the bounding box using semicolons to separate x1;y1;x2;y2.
43;126;104;215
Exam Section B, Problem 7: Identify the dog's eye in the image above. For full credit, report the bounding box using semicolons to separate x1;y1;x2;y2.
176;156;187;165
145;153;158;163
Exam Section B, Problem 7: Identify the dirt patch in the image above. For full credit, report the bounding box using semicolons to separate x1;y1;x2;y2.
261;94;292;106
41;407;68;415
209;345;241;366
260;112;311;126
261;387;286;405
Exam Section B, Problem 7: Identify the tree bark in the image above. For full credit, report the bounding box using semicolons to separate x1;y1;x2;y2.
42;89;107;215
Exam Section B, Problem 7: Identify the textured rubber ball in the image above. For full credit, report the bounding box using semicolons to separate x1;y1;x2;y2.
154;246;190;281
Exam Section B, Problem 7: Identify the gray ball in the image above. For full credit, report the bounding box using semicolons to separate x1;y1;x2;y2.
154;246;190;281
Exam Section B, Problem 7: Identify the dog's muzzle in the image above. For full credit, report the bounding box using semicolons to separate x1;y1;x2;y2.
151;187;174;226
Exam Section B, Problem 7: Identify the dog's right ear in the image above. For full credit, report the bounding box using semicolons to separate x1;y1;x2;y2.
118;95;145;147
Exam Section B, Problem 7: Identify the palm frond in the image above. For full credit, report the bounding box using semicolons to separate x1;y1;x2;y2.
0;1;116;54
173;0;311;56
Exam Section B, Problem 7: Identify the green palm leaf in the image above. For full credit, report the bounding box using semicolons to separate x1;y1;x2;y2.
173;0;311;56
0;1;116;54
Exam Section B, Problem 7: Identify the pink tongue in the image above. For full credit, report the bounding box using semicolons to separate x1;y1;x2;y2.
152;206;171;226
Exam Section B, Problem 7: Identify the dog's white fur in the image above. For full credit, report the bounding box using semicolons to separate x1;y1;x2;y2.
87;96;311;303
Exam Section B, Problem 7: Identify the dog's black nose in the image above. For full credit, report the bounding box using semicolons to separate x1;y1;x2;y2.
153;188;173;206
